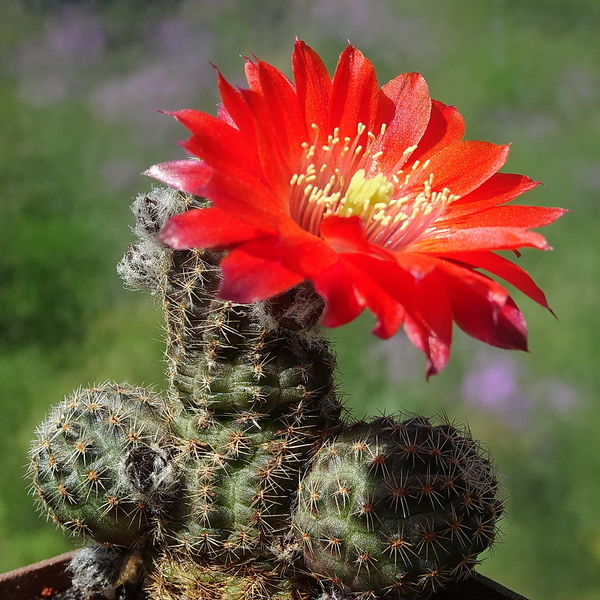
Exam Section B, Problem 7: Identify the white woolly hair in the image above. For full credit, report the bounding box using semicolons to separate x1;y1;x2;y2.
251;280;326;345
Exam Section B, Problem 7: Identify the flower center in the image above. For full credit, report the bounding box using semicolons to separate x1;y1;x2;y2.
289;123;457;251
341;169;395;218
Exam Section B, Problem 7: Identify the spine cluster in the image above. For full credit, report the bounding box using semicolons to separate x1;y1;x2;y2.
28;187;504;600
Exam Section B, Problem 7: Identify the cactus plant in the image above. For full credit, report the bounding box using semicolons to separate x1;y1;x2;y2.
28;187;504;600
148;552;296;600
28;382;177;547
293;416;503;597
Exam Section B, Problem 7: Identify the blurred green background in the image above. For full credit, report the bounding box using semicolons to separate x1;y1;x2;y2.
1;0;599;598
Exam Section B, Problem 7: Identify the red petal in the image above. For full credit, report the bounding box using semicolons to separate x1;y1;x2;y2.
439;251;551;309
409;100;466;164
340;253;453;374
329;44;379;141
255;58;306;160
339;251;413;338
176;163;286;227
292;39;332;141
438;262;528;351
177;116;261;177
244;58;261;93
386;260;453;375
239;87;294;196
373;72;431;172
278;228;340;279
216;68;257;146
312;260;365;328
439;205;566;229
410;226;550;253
318;216;405;335
447;173;540;213
403;314;451;378
145;159;213;196
219;240;304;303
158;207;276;250
408;141;510;198
320;215;380;255
343;258;405;338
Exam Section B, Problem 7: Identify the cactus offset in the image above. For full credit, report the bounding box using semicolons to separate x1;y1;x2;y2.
28;382;177;546
166;413;304;561
293;415;504;597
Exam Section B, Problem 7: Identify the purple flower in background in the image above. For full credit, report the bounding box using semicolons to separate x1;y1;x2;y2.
462;352;531;430
8;7;106;107
462;349;580;429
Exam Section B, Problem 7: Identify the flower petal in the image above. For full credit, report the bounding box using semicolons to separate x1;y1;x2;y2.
292;39;332;140
312;260;365;328
408;100;466;164
439;251;551;309
159;206;277;250
145;159;213;196
320;214;386;256
339;253;406;338
440;205;566;230
410;226;551;253
219;240;304;303
448;173;540;212
216;68;258;146
403;313;451;378
438;262;528;351
255;58;306;161
373;72;431;172
409;140;510;199
329;44;379;140
169;109;260;172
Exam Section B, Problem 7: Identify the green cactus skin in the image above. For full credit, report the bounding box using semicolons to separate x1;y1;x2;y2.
119;188;341;424
293;415;504;598
149;552;296;600
160;235;339;421
28;382;178;546
161;410;320;565
117;187;343;564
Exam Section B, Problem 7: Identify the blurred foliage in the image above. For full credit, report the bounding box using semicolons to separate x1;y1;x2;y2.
0;1;599;599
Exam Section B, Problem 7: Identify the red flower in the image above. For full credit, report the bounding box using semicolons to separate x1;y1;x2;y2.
147;39;564;376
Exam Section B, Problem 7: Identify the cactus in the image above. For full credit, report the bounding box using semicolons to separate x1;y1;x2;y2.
28;187;504;600
164;412;312;563
119;189;340;424
293;416;504;597
28;382;177;547
148;552;296;600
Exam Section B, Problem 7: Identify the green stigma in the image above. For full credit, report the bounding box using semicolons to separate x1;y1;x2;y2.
342;169;395;219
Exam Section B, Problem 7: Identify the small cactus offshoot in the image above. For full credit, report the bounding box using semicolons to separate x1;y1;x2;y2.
28;187;504;600
293;416;503;597
28;382;176;546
